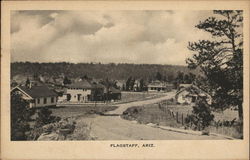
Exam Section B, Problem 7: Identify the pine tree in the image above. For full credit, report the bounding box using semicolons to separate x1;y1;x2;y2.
187;10;243;120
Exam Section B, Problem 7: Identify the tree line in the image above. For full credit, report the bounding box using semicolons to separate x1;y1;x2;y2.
11;62;199;82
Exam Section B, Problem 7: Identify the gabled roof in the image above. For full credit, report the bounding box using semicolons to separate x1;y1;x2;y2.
67;80;93;89
13;85;58;98
176;85;211;98
109;87;121;94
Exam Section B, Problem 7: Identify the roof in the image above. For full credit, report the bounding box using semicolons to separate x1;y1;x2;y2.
109;87;121;94
179;84;192;88
148;81;173;87
67;79;104;89
176;85;211;98
14;85;58;98
67;80;93;89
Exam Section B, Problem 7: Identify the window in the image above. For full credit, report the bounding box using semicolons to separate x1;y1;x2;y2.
37;98;40;104
44;98;47;104
51;97;54;103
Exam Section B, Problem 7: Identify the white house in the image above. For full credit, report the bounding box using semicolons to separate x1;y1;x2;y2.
11;85;58;108
175;85;212;105
147;80;173;92
60;79;106;103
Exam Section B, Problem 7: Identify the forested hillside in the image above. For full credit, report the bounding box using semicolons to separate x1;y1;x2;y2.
11;62;199;81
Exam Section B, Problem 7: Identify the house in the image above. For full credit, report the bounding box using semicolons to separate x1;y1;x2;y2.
59;79;122;103
116;80;126;90
62;80;96;103
175;85;212;105
105;87;122;101
11;84;58;108
147;80;173;92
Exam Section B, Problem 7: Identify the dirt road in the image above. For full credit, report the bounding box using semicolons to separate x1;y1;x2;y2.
107;91;176;115
86;116;226;140
79;92;227;140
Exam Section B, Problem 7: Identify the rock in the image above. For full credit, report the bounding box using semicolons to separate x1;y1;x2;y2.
201;130;210;136
37;132;60;141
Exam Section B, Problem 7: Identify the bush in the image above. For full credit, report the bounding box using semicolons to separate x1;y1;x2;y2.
185;99;214;130
11;93;35;140
34;107;61;128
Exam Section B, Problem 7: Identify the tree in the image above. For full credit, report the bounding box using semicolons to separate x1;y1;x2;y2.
25;77;30;87
35;107;60;128
63;76;71;85
185;99;214;130
11;92;34;140
126;76;132;91
187;10;243;120
155;72;162;81
175;72;184;84
139;79;145;91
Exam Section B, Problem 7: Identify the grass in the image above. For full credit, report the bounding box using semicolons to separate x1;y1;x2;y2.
119;91;167;104
50;105;118;118
122;101;242;139
122;104;182;128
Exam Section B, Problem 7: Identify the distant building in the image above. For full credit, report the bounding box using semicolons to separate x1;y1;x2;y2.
147;80;173;92
62;80;99;102
59;79;121;103
105;87;122;101
11;85;58;108
175;85;212;105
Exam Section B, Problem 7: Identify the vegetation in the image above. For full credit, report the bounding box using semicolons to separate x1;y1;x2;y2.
11;62;198;82
185;100;214;131
11;93;34;140
187;10;243;120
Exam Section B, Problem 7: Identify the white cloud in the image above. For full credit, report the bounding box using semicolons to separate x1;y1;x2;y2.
11;10;213;65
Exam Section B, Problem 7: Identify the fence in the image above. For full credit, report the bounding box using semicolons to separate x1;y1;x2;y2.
157;102;191;127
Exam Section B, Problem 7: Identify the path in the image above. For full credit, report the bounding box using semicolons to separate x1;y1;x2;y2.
107;91;176;115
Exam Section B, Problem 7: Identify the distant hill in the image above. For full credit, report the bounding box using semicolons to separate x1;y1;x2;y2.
11;62;199;82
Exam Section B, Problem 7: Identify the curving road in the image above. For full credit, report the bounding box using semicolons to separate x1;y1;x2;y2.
107;91;176;115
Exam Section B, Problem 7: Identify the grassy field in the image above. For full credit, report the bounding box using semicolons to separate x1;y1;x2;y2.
119;91;167;104
122;102;242;139
122;104;182;128
165;104;239;121
51;105;118;118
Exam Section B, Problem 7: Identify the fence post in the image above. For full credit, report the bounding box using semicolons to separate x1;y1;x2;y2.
176;112;179;123
181;113;184;125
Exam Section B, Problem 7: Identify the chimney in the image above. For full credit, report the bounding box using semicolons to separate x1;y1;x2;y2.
29;82;32;89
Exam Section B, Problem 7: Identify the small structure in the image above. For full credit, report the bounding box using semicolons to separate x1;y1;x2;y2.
175;85;212;105
11;84;58;108
147;80;173;92
105;87;122;101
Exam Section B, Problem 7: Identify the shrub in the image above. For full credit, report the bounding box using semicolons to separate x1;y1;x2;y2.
185;99;214;130
34;107;61;128
11;93;35;140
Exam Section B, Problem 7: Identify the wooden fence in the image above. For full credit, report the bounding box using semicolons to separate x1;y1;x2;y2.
158;102;190;126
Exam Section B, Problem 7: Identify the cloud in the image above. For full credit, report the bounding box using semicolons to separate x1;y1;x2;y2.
11;10;212;65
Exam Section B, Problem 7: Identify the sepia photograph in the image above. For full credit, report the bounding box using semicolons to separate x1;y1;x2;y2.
1;1;249;160
10;10;244;141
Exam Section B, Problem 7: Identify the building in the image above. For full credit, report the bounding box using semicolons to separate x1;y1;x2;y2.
62;80;97;103
11;85;58;108
147;80;173;92
175;85;212;105
105;87;122;101
59;79;122;103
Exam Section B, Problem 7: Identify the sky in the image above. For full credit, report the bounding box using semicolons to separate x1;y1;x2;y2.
11;10;213;65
